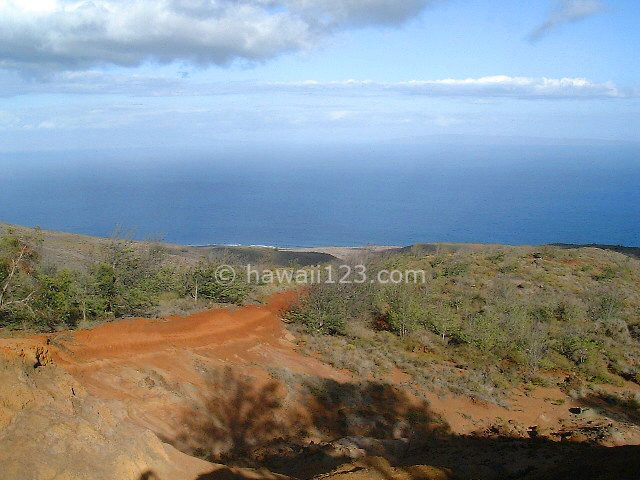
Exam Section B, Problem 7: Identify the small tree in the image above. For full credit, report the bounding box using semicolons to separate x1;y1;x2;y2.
0;228;42;328
35;270;84;329
374;285;425;337
184;262;250;306
286;283;348;335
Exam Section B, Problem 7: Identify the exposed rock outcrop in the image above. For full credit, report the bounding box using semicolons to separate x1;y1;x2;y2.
0;353;213;480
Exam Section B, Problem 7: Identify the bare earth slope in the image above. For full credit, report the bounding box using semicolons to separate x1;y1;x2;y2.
0;293;338;480
1;294;640;480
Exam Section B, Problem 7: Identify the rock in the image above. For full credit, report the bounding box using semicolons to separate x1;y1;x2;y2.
329;437;409;462
566;432;590;443
320;457;456;480
34;345;53;367
0;358;214;480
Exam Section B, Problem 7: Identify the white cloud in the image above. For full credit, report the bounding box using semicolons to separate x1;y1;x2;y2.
328;110;353;121
272;76;625;99
1;73;628;99
0;0;434;72
529;0;605;41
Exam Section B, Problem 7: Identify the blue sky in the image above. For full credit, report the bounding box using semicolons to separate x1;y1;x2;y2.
0;0;638;153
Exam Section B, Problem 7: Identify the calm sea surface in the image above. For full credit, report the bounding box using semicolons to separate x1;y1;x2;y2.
1;144;639;247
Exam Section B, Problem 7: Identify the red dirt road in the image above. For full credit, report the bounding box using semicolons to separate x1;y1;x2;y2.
53;291;298;365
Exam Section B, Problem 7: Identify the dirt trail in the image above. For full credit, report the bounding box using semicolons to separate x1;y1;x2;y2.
31;292;344;443
46;290;341;394
0;292;338;480
2;294;640;480
54;291;296;363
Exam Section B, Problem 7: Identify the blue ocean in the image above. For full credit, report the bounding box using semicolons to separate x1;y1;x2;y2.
1;143;639;247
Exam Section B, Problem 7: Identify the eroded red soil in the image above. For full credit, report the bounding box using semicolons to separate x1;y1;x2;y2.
2;293;640;480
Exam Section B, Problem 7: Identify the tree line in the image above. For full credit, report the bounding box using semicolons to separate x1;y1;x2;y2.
0;228;250;331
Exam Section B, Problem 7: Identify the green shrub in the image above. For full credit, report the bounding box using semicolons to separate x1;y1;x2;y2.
592;266;618;281
373;284;426;336
0;229;258;330
442;262;469;277
0;229;42;328
422;305;465;344
183;263;250;305
35;270;83;328
487;252;505;264
554;300;586;323
528;303;555;323
465;311;505;352
589;289;624;322
559;335;601;365
285;247;640;399
286;284;349;335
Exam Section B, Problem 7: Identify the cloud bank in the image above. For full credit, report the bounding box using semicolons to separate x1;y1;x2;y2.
0;0;433;72
530;0;604;41
281;76;623;99
1;72;627;99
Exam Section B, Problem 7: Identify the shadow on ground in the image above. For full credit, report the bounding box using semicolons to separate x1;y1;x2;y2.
577;392;640;427
148;368;640;480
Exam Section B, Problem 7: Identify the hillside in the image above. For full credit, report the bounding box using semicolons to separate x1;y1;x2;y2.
2;291;639;480
1;226;640;479
0;223;339;270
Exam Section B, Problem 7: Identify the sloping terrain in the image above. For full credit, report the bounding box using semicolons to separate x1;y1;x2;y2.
1;291;640;480
0;358;218;480
0;293;340;480
0;224;338;271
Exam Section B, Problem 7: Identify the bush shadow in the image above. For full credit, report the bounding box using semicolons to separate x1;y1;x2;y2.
577;391;640;426
160;368;640;480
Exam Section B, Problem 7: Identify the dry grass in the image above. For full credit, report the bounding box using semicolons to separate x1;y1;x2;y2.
287;245;640;404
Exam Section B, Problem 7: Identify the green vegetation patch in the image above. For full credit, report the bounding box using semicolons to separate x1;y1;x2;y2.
287;247;640;401
0;228;254;331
